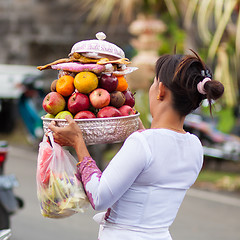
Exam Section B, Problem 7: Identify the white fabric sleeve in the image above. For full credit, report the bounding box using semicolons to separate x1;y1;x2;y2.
78;132;151;211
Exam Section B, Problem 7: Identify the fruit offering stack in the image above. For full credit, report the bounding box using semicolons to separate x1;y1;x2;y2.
39;32;138;120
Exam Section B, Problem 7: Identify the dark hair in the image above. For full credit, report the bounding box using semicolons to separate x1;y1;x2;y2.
155;50;224;116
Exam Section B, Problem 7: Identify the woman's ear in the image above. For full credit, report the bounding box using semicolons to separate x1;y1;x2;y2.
158;82;165;100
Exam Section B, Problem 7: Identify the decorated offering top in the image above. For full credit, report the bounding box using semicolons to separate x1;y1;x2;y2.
69;32;125;60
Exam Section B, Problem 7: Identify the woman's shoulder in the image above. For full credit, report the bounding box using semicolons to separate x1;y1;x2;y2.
127;129;150;143
129;129;153;140
128;129;163;147
126;130;153;152
133;128;202;145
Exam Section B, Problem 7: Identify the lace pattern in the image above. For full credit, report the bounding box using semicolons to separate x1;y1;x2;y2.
76;156;102;209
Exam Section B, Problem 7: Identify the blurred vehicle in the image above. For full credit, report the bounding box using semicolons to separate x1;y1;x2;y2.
0;64;45;142
0;141;24;230
184;113;240;162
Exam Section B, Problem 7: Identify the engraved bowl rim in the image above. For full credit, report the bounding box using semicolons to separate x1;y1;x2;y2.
41;112;140;123
41;113;140;145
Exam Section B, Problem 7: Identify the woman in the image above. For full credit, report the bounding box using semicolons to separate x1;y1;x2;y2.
49;51;224;240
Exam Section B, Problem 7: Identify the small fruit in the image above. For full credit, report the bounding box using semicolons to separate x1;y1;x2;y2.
50;79;58;92
56;75;75;97
68;92;90;115
74;71;98;94
116;75;128;92
123;90;135;107
44;113;55;118
110;91;125;108
42;92;66;115
97;106;122;118
99;74;118;93
119;105;135;116
89;88;110;109
55;111;73;119
74;111;96;119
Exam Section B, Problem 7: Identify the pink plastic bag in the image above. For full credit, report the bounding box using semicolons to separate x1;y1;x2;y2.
36;132;89;218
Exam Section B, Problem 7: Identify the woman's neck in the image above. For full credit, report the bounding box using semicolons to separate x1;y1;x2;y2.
151;108;186;133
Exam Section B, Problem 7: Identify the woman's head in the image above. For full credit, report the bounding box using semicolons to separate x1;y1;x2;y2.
155;51;224;116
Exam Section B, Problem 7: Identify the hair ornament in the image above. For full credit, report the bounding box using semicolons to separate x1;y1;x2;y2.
201;69;211;78
197;77;211;95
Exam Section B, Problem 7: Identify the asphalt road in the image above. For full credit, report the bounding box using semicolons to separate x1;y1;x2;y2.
4;145;240;240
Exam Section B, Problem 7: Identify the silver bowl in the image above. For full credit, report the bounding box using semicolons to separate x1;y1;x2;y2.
41;113;140;145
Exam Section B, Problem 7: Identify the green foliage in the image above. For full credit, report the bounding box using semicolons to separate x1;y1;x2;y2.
103;143;122;162
142;0;160;14
134;90;151;128
158;14;186;55
200;103;235;134
197;169;240;192
197;169;239;183
197;48;209;63
216;106;236;133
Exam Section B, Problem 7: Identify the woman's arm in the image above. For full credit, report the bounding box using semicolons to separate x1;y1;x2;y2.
49;116;150;211
77;132;151;210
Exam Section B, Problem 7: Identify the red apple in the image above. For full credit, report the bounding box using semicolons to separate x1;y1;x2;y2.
68;92;90;115
42;92;66;115
74;111;96;119
89;88;110;109
97;106;122;118
123;90;135;107
119;105;135;116
99;73;118;93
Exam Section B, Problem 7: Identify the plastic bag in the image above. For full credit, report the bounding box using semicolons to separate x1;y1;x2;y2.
36;132;89;218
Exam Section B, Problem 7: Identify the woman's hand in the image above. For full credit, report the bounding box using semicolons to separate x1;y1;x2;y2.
48;115;84;148
48;115;90;162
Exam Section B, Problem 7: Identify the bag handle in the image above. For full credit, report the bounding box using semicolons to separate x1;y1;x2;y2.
47;131;54;148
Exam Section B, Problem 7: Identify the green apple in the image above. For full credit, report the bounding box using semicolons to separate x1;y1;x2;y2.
55;111;73;119
43;113;55;118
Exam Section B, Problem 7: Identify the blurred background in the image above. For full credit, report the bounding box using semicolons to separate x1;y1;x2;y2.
0;0;240;239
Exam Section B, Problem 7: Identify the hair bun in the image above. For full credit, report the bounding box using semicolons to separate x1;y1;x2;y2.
204;80;224;100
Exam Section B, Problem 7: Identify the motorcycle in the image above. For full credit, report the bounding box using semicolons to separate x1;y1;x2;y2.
184;113;240;162
0;141;24;230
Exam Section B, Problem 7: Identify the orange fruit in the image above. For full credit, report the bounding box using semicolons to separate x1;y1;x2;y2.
74;71;98;94
116;75;128;92
56;75;75;97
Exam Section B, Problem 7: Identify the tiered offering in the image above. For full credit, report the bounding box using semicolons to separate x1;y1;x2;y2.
39;32;140;145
